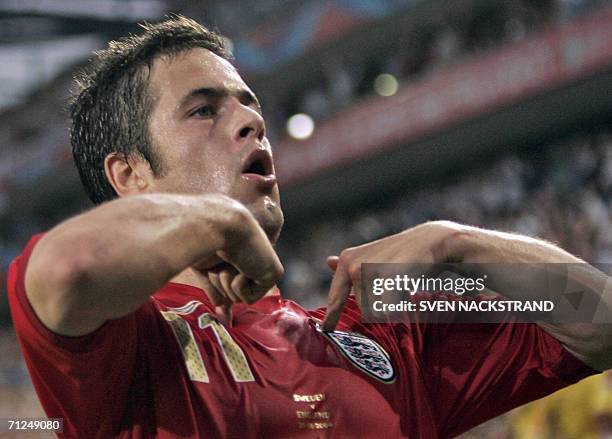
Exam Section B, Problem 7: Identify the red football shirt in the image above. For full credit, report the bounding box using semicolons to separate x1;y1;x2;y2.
8;234;597;438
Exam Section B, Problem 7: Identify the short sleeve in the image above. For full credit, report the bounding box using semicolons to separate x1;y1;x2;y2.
7;233;153;438
397;314;599;438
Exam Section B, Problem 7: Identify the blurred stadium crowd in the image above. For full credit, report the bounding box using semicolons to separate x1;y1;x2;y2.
279;128;612;309
0;0;611;437
260;0;612;143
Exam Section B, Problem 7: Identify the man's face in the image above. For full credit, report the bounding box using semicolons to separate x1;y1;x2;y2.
145;48;283;243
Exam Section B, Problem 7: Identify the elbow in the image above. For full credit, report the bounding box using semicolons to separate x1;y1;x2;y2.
556;324;612;372
25;244;99;334
34;246;95;298
582;329;612;371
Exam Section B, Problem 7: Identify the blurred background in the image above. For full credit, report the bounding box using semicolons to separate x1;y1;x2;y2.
0;0;612;437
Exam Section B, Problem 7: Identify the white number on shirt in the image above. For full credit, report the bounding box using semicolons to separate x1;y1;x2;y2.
198;313;255;382
161;311;255;383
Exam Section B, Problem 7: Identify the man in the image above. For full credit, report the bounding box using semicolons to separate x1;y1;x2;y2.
7;15;612;438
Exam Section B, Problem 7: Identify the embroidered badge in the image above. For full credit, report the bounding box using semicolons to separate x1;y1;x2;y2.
320;327;395;383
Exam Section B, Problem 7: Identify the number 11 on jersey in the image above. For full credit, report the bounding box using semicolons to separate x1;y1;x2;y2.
162;310;255;384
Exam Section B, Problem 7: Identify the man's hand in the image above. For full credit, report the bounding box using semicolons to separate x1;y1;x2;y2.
322;221;461;330
321;220;612;371
197;263;273;326
192;204;283;325
25;193;283;336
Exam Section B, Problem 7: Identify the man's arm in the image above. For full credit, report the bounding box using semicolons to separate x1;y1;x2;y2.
448;223;612;371
322;220;612;370
25;193;283;337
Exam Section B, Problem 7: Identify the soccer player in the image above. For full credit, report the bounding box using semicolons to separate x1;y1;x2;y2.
7;15;612;438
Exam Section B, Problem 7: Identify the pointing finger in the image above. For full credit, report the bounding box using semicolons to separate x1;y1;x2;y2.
322;263;352;331
326;256;339;272
200;274;231;308
208;270;241;303
215;304;233;327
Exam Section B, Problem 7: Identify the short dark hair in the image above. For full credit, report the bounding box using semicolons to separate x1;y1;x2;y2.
70;15;231;204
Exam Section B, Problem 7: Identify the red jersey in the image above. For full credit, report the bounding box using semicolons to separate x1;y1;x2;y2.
8;234;596;438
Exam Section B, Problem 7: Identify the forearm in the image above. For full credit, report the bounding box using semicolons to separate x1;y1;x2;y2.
448;225;605;302
453;225;583;264
25;193;247;335
446;223;612;370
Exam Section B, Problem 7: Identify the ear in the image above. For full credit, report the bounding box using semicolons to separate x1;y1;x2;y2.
104;152;152;197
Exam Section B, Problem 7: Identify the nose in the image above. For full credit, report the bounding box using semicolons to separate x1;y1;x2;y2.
231;101;265;143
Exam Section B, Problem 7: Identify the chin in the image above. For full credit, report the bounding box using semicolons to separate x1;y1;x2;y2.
256;207;284;244
243;194;284;244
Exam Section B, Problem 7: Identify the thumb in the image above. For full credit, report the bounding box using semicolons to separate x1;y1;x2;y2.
326;256;340;272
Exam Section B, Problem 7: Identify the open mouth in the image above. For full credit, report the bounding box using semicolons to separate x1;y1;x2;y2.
241;148;277;187
242;149;274;177
244;160;267;175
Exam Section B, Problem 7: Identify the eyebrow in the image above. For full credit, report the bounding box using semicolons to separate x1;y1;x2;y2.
178;87;262;113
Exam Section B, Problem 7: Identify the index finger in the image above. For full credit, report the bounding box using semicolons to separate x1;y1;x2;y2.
322;264;352;331
215;304;233;327
326;255;339;272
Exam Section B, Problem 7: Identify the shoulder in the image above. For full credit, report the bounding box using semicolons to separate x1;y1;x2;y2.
7;233;47;334
9;233;46;272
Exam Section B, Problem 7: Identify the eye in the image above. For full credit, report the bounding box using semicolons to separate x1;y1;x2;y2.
191;105;216;118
